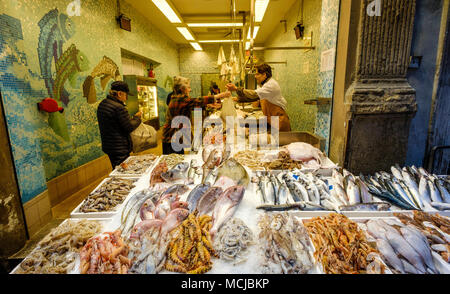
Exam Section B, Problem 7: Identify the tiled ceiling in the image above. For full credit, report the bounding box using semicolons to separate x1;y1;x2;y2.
125;0;298;45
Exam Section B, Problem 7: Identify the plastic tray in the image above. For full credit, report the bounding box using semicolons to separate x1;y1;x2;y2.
70;177;140;219
109;155;160;177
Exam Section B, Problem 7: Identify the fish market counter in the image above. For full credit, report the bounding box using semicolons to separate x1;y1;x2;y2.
10;149;450;274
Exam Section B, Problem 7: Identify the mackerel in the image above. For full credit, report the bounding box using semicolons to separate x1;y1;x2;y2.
434;178;450;203
428;180;443;203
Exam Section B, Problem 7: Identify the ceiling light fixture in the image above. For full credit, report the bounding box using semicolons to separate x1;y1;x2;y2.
177;27;195;41
245;41;250;50
190;42;203;51
255;0;270;22
247;26;260;39
198;40;240;43
187;23;243;27
151;0;182;23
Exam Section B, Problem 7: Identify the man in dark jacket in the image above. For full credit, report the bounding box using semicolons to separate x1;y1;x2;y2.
97;81;142;168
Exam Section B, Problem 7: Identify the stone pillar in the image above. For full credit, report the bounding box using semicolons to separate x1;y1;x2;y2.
0;97;28;258
342;0;418;174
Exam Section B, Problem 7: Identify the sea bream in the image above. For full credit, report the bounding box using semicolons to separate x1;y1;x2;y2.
186;183;211;212
161;162;190;183
210;185;245;237
196;186;223;215
160;208;190;236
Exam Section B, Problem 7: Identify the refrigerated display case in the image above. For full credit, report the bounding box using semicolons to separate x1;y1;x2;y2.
123;75;160;130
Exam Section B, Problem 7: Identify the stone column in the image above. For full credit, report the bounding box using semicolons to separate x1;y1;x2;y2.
0;98;27;258
342;0;418;174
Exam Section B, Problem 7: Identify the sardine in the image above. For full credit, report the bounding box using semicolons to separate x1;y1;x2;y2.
435;178;450;203
419;176;432;203
385;230;427;274
391;166;403;181
196;186;223;215
210;185;245;237
186;183;211;212
376;238;405;274
401;170;424;209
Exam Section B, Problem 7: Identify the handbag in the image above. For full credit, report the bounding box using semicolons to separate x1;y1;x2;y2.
130;123;157;153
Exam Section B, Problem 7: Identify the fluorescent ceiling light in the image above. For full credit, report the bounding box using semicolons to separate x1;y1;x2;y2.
190;42;203;51
255;0;270;22
247;26;260;39
152;0;182;23
187;23;243;27
177;27;195;41
245;42;250;50
198;40;240;43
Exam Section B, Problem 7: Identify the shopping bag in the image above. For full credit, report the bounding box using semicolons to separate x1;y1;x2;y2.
130;123;157;153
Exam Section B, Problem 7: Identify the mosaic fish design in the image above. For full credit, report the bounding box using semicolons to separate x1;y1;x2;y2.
82;56;121;104
37;9;75;100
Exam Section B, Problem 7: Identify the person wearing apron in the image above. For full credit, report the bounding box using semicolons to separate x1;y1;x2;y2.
226;63;291;132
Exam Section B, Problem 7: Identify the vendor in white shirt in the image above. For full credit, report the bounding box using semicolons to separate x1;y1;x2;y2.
226;63;291;132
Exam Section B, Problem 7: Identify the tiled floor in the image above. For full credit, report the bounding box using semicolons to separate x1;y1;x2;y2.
8;129;164;264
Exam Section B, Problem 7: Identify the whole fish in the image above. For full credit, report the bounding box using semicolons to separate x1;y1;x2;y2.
434;178;450;203
160;208;190;236
277;181;290;205
161;162;190;182
140;198;156;220
392;179;419;209
306;183;321;206
161;184;190;197
154;194;179;220
187;159;198;181
375;238;405;274
431;251;450;274
399;227;438;274
129;219;163;240
357;178;373;203
346;180;361;205
256;202;324;211
431;202;450;210
215;158;249;187
422;221;450;243
366;220;387;241
428;180;444;203
332;169;344;187
269;173;280;205
210;185;245;237
391;166;403;181
401;259;420;274
197;187;223;215
186;183;211;212
214;176;236;191
401;170;424;209
262;174;276;205
385;230;427;274
330;180;349;205
340;202;391;211
418;176;432;203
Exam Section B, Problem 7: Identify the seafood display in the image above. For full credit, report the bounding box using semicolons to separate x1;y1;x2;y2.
363;217;439;274
113;154;159;175
15;220;102;274
263;151;303;170
80;229;130;274
394;211;450;273
254;170;390;212
164;213;217;274
233;150;266;170
303;213;385;274
361;165;450;211
160;154;185;169
258;212;316;274
213;218;254;264
79;177;137;213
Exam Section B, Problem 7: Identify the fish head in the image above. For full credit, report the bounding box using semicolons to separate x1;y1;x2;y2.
59;14;76;39
170;208;190;222
174;162;190;172
226;185;245;202
76;51;90;72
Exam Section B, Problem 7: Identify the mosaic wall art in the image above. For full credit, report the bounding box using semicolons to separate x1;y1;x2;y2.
0;0;179;203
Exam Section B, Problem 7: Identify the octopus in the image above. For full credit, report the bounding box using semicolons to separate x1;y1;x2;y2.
213;218;254;264
258;212;316;274
303;213;385;274
164;212;217;274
